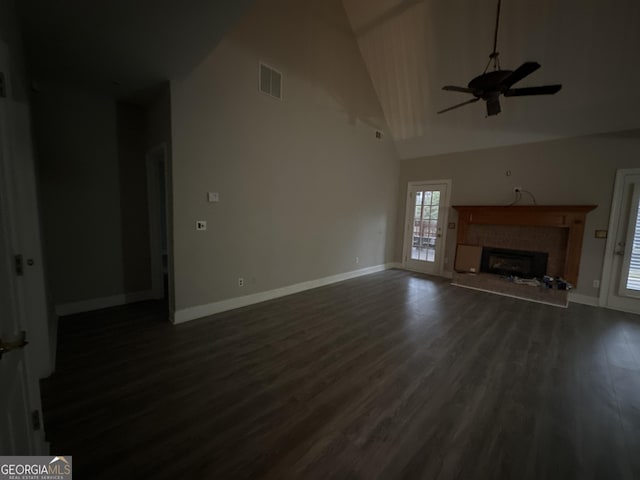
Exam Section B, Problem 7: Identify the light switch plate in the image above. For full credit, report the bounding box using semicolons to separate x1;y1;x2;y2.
207;192;219;202
196;220;207;231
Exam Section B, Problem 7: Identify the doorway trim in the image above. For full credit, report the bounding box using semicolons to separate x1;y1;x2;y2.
402;179;452;277
600;168;640;310
146;143;169;300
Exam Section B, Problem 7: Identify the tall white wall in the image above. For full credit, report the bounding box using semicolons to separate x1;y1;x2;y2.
171;0;399;314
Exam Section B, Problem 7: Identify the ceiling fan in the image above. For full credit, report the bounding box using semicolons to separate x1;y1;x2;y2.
438;0;562;116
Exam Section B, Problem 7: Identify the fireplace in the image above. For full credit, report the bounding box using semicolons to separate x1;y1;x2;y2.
480;247;548;278
452;205;597;285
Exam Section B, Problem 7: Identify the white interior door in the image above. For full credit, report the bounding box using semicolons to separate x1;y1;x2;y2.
402;181;450;275
602;170;640;313
0;40;44;455
0;195;34;455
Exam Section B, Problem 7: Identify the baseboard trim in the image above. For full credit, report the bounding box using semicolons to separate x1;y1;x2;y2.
55;289;157;317
173;263;397;324
568;292;600;307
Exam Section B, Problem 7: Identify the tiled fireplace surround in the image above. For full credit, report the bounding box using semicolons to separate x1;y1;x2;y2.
453;205;597;286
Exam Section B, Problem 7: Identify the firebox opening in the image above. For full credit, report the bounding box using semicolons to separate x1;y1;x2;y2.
480;247;548;279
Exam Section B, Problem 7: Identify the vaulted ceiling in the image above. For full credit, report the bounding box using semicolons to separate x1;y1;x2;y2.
343;0;640;158
17;0;640;159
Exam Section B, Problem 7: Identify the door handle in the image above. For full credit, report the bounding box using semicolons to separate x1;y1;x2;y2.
0;331;28;360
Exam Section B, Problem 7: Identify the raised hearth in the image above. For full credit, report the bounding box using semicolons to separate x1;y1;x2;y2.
452;272;568;308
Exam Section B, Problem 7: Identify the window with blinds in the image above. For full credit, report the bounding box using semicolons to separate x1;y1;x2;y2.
626;205;640;291
259;63;282;100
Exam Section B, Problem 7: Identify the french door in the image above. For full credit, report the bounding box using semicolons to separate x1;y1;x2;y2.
402;181;450;275
602;170;640;313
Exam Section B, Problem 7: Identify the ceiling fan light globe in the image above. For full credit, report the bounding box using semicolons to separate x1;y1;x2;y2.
486;97;501;116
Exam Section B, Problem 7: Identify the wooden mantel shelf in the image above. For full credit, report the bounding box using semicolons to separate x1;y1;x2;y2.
452;205;597;285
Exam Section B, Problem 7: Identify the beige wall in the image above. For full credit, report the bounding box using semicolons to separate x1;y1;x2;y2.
171;0;399;312
397;129;640;297
34;86;153;305
35;88;124;304
146;84;171;151
116;102;152;293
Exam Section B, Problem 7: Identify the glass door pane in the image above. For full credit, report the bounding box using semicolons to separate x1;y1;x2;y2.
411;189;441;263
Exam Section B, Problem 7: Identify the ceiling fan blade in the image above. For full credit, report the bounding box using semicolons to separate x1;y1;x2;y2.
437;97;480;114
504;84;562;96
501;61;540;88
443;85;475;94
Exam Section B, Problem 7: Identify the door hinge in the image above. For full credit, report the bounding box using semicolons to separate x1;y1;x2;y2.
32;410;41;431
15;254;24;276
0;72;5;98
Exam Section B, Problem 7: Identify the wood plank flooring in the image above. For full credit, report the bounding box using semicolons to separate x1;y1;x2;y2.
40;269;640;479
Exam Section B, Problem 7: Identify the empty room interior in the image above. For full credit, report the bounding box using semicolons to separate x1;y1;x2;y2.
1;0;640;478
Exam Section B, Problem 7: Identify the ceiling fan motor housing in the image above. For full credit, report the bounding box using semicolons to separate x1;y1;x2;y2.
468;70;513;94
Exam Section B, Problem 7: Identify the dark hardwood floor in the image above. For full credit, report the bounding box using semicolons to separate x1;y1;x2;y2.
40;269;640;479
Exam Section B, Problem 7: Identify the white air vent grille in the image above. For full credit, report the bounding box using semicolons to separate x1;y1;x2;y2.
259;63;282;100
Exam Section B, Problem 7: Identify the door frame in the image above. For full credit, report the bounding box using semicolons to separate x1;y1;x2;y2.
599;168;640;310
402;179;452;276
146;143;170;300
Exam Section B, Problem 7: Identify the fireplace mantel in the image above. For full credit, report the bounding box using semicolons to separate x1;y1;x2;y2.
453;205;597;285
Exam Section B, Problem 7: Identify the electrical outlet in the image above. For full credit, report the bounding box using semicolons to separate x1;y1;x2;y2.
593;279;600;289
238;277;244;287
196;220;207;231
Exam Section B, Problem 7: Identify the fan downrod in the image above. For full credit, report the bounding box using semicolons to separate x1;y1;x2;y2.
437;0;562;116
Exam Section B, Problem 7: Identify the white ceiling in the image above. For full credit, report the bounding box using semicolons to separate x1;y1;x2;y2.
17;0;256;99
343;0;640;158
16;0;640;158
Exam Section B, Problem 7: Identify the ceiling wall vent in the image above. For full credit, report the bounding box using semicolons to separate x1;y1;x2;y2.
259;62;282;100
